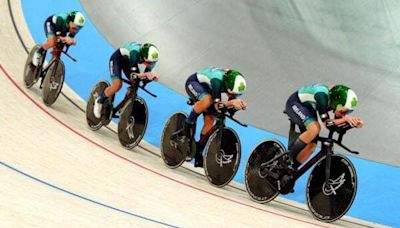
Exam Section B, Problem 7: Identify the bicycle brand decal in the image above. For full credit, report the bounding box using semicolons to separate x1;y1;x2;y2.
322;173;346;196
216;149;234;167
126;116;136;139
49;81;59;90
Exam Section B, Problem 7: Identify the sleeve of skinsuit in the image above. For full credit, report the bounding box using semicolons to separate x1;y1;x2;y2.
314;92;330;121
210;78;222;100
129;50;140;74
54;16;66;34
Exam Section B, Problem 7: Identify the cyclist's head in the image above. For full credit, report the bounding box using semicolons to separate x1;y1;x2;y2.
224;70;246;95
141;43;159;64
69;11;85;32
329;85;358;114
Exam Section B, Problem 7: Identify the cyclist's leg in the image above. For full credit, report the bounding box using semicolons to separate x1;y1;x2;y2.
185;74;211;123
93;51;122;118
183;74;211;136
285;93;319;168
296;123;319;163
194;114;215;167
104;51;123;98
42;17;57;50
33;17;56;66
201;114;215;135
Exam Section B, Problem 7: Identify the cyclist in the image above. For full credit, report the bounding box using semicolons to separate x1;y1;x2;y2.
32;11;85;66
174;66;247;167
93;42;159;118
285;84;364;170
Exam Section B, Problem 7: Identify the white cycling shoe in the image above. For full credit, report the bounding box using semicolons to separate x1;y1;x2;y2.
93;97;103;119
32;50;42;67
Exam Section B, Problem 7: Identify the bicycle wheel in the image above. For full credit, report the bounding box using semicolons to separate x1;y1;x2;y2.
86;80;112;131
160;112;188;168
245;139;286;203
204;127;241;187
306;154;357;222
42;59;65;106
118;96;148;149
23;45;41;88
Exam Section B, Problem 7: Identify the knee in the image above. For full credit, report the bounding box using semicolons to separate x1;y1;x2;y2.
200;95;212;106
307;122;321;138
195;95;212;112
112;80;122;91
47;37;57;47
106;80;122;95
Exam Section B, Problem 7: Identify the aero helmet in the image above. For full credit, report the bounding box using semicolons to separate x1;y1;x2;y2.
329;85;358;111
69;11;85;27
224;70;246;95
141;43;159;62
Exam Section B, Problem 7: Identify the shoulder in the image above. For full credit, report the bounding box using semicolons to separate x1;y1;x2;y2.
198;66;224;78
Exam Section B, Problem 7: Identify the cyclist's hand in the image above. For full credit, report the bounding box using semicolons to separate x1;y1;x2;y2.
129;73;139;80
147;72;159;81
345;116;363;128
60;37;75;45
214;102;223;113
230;99;247;110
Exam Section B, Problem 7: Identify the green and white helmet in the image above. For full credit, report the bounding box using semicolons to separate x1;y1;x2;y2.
141;43;159;62
69;11;85;27
329;85;358;111
224;70;246;95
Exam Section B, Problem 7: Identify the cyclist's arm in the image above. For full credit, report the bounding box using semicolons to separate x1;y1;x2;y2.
333;116;364;128
210;78;222;102
314;92;331;124
332;117;348;125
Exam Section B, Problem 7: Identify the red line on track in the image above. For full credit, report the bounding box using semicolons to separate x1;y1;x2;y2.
0;64;327;227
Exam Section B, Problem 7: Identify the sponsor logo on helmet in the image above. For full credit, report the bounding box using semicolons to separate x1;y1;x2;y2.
151;51;158;60
238;82;245;92
351;97;357;108
79;17;84;24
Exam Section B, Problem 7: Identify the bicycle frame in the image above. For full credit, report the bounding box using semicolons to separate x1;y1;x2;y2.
38;39;76;89
111;78;156;119
184;102;247;155
260;119;359;188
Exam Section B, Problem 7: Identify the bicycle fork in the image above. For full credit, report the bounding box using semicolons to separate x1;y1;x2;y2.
323;140;334;190
39;59;57;89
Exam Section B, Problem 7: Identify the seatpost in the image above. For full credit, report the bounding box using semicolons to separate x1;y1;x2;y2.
288;120;298;150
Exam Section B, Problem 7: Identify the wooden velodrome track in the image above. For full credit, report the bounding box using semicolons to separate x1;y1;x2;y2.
0;1;383;227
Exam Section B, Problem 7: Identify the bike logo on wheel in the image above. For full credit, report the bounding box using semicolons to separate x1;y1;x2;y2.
216;149;234;167
50;81;59;90
126;116;136;139
322;173;346;196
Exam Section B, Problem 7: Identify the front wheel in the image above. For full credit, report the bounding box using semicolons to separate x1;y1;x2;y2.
245;140;286;203
42;59;65;106
23;45;42;88
204;127;241;187
118;96;148;149
306;154;357;222
160;112;188;168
